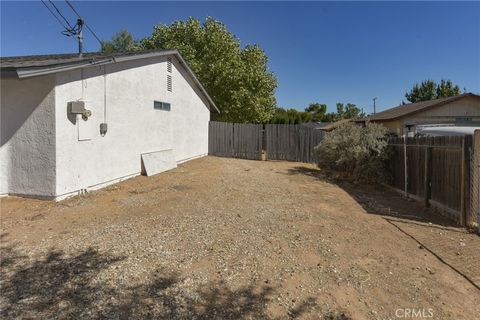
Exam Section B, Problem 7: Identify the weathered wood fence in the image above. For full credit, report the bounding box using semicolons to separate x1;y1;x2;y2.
265;124;325;163
208;122;263;160
386;136;474;226
208;121;325;163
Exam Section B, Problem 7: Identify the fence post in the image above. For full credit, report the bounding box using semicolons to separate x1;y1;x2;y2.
404;137;408;198
471;130;480;233
460;136;466;226
423;140;432;207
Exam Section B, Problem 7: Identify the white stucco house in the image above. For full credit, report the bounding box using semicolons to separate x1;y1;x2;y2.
0;49;219;200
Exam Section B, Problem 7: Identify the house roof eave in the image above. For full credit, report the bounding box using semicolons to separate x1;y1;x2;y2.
1;49;220;114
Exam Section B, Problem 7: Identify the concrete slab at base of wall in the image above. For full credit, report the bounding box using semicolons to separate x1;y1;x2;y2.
141;149;177;176
5;171;141;201
2;154;206;202
54;171;142;201
177;153;207;165
56;153;203;201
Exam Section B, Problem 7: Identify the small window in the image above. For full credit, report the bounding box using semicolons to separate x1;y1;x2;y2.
167;58;172;73
167;75;172;92
154;101;171;111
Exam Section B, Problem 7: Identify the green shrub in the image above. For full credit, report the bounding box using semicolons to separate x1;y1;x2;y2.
314;122;389;181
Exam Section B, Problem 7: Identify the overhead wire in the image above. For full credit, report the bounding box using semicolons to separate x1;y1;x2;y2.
40;0;77;43
40;0;105;54
64;0;103;46
48;0;75;31
41;0;100;52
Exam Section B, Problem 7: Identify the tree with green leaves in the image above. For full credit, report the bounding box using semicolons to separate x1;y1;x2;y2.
305;103;327;122
101;29;140;54
322;112;339;123
436;79;461;99
269;108;288;124
303;102;364;123
320;103;364;122
405;79;461;103
138;17;277;123
269;107;312;124
344;103;365;119
336;103;345;119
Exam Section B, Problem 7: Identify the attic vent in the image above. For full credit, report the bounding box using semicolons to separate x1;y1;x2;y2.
167;58;172;73
167;75;172;92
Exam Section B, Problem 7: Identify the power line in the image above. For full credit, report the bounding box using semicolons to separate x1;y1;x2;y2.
41;0;67;29
46;0;82;38
40;0;77;42
40;0;89;55
64;0;103;46
48;0;83;38
48;0;75;31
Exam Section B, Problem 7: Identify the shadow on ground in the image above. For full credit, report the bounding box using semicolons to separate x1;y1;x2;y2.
287;165;480;292
286;166;458;229
0;243;346;319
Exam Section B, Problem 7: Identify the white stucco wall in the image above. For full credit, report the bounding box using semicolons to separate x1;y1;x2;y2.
0;76;56;197
54;56;210;198
170;59;211;162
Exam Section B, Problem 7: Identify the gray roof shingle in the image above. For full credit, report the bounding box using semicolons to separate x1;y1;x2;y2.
0;49;174;69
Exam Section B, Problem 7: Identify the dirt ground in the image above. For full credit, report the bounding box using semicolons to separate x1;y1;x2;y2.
1;156;479;319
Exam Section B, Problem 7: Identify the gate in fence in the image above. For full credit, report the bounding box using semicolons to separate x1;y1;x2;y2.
208;121;325;163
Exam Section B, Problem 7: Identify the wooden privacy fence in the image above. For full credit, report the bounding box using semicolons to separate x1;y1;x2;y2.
386;136;474;226
208;121;325;163
265;124;325;162
208;121;263;160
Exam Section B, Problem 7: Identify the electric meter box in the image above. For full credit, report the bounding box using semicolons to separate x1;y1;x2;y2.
68;101;86;114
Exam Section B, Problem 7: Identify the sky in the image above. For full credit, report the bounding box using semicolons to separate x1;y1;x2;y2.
1;1;479;114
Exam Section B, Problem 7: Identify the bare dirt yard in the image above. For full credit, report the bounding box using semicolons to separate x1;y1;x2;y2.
1;156;479;319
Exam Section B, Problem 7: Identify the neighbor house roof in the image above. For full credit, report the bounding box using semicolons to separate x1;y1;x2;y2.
367;93;479;121
318;118;355;131
300;122;331;129
0;49;220;113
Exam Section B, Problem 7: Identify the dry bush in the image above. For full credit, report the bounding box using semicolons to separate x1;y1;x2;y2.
314;122;389;182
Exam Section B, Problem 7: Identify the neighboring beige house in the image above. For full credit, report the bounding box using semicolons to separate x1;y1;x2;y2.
364;93;480;136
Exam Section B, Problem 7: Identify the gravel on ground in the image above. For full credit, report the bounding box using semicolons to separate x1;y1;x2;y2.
1;156;479;319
